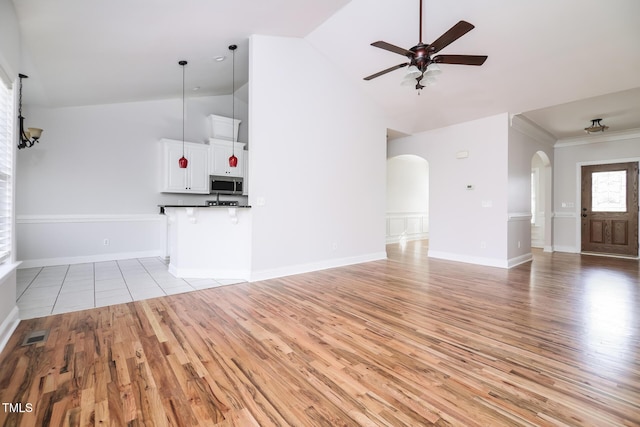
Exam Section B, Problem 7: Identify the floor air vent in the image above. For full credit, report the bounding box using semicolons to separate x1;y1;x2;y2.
21;329;50;346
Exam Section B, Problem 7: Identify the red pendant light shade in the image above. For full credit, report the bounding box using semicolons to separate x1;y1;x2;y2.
178;60;188;169
228;44;238;168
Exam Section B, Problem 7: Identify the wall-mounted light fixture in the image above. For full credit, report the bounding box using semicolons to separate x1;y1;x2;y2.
17;73;43;149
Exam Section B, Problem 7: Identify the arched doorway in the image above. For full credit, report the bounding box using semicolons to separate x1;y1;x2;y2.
386;155;429;248
531;151;552;251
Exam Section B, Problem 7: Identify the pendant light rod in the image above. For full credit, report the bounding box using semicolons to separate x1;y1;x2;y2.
418;0;423;43
228;44;238;168
178;60;189;168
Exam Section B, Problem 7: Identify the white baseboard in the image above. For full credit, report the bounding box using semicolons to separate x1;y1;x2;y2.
250;251;387;282
553;245;579;254
385;233;429;244
508;253;533;268
168;264;251;281
428;250;508;268
18;250;163;269
428;251;533;269
0;306;20;354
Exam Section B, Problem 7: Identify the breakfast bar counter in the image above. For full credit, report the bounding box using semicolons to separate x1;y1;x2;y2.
160;205;252;280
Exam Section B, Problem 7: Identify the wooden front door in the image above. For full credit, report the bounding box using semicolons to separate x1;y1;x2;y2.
581;162;639;257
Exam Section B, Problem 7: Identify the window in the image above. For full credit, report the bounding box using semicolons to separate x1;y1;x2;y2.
0;75;13;264
531;170;538;224
592;170;627;212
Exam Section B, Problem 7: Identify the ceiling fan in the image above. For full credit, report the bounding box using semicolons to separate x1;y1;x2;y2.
364;0;487;91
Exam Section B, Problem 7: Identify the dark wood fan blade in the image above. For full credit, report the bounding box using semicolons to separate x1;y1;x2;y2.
429;20;475;54
363;63;409;80
371;41;412;57
433;54;488;66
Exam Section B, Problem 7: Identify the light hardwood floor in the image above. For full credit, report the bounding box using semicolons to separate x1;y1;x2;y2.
1;242;639;426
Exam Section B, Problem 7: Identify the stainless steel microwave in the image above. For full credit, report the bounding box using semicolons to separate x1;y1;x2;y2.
210;175;243;195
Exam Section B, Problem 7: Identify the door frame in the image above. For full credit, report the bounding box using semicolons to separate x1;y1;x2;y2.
575;157;640;258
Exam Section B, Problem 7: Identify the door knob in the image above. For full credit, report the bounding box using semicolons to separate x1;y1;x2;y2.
582;214;587;217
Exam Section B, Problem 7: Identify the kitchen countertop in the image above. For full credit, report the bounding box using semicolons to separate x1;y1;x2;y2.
158;205;251;214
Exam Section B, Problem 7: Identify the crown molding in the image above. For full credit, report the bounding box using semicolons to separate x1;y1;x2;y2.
509;114;557;147
554;128;640;148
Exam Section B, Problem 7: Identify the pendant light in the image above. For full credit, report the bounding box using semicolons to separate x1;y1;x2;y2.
17;74;44;149
228;44;238;168
178;60;189;168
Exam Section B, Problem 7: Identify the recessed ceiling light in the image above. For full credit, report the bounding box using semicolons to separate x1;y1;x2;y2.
214;56;226;62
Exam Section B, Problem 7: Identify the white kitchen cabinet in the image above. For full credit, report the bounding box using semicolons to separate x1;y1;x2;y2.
209;139;245;177
162;139;209;194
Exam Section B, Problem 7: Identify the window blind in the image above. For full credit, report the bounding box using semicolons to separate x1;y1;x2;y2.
0;78;13;264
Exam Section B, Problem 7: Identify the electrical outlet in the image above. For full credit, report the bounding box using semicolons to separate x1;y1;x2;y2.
480;241;487;249
103;239;110;246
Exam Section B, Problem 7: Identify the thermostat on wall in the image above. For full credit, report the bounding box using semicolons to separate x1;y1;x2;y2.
456;150;469;159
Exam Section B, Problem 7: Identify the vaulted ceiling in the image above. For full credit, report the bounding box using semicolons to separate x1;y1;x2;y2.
12;0;640;140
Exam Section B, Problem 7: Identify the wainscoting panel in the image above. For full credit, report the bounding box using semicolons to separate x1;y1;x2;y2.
386;212;429;243
16;214;166;268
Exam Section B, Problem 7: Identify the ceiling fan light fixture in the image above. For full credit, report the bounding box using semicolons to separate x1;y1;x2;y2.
425;62;442;77
401;75;417;86
405;65;421;77
423;75;437;86
584;118;609;134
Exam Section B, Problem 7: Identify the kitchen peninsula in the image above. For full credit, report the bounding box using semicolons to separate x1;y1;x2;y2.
160;204;252;280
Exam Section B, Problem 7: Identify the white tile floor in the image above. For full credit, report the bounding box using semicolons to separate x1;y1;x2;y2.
16;257;245;319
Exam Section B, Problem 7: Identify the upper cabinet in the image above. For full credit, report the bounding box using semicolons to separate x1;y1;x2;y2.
161;139;209;194
209;139;246;178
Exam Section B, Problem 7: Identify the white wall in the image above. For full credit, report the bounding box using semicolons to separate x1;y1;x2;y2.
248;34;387;280
0;0;20;81
388;113;511;267
507;115;555;263
387;155;428;213
16;94;249;266
553;131;640;253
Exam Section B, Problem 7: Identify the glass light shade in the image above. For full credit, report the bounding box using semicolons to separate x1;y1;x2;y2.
229;154;238;168
178;156;188;168
405;65;421;77
424;75;437;86
28;128;43;139
401;75;417;86
425;63;442;76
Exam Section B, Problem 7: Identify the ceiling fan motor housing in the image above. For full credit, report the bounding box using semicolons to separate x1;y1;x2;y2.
409;43;433;72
